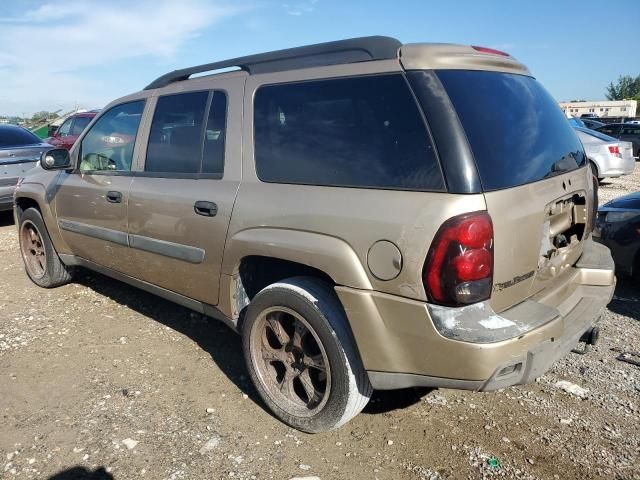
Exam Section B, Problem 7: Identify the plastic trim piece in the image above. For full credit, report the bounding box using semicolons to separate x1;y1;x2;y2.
144;36;402;89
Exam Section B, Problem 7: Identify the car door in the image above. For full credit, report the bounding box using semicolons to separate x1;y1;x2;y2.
620;125;640;157
126;78;242;305
54;100;147;273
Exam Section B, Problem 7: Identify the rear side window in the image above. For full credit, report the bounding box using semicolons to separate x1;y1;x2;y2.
254;74;444;191
146;90;226;176
436;70;586;191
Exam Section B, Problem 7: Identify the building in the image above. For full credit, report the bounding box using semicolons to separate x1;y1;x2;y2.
559;100;637;118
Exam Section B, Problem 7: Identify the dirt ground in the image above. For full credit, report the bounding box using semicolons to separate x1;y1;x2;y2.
1;168;639;480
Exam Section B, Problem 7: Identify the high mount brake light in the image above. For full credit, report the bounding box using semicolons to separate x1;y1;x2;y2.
423;211;494;306
471;46;510;57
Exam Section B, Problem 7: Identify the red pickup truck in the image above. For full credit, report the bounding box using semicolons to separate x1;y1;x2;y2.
46;111;97;150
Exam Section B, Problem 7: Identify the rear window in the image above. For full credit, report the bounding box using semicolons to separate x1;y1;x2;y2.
254;74;444;191
0;127;41;148
437;70;586;191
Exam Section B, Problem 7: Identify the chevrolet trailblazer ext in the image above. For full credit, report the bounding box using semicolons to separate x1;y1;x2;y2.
14;37;614;432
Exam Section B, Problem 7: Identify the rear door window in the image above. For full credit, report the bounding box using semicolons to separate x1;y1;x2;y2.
146;90;226;176
254;74;444;191
436;70;586;191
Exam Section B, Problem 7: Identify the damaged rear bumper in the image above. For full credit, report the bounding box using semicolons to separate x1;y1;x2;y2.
337;239;615;391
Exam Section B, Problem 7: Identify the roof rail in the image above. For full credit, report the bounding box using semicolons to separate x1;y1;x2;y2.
144;36;402;90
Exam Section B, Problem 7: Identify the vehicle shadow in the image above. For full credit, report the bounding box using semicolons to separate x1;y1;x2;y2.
0;210;14;227
48;466;113;479
74;269;261;405
364;387;433;414
607;275;640;322
75;269;429;419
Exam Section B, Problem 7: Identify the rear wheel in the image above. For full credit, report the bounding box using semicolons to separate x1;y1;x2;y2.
242;277;372;433
18;207;73;288
589;161;603;182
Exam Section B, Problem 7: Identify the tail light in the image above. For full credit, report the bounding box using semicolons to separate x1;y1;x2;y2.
423;211;494;307
471;46;510;56
608;145;621;157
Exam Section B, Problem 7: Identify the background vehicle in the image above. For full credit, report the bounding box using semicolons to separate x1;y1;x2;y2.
13;37;615;433
568;117;586;128
581;113;599;118
596;123;640;158
0;125;50;211
574;126;634;179
596;192;640;282
581;118;605;130
45;111;97;150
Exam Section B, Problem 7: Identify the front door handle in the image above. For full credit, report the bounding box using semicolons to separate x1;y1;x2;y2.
106;191;122;203
194;200;217;217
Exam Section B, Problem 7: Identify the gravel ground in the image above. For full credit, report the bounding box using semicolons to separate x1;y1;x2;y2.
1;166;639;480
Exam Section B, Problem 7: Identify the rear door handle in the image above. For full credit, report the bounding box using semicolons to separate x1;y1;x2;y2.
194;200;217;217
106;191;122;203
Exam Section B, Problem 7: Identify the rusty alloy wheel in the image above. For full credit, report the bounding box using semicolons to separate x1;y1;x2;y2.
250;306;331;417
20;220;47;279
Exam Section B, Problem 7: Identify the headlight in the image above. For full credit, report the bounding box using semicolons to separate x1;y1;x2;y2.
605;211;638;223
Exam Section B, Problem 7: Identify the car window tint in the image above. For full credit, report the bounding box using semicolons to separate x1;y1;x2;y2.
598;125;621;136
146;91;208;174
79;100;145;173
57;119;72;137
71;116;92;136
622;126;640;134
254;74;444;191
202;91;227;175
0;127;41;148
437;70;586;191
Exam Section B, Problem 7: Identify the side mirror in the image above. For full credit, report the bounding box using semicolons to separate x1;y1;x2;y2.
41;148;72;170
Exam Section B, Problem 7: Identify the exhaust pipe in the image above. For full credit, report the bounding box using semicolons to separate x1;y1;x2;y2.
579;326;600;346
572;326;600;355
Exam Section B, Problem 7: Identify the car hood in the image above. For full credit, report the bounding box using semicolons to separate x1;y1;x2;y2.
601;191;640;211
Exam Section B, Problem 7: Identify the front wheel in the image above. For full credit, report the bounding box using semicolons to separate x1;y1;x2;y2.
18;207;73;288
242;277;372;433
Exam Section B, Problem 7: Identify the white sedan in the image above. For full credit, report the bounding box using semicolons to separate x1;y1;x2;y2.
575;127;635;180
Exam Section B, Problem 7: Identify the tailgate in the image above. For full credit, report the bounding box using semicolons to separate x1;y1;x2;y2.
434;69;593;313
485;170;592;312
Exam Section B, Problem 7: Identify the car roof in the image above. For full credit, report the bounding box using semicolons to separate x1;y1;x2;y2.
144;36;530;90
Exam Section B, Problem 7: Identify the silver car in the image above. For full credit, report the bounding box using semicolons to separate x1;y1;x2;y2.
0;125;50;211
575;126;635;180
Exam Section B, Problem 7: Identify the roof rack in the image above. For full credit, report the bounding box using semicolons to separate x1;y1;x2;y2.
144;36;402;90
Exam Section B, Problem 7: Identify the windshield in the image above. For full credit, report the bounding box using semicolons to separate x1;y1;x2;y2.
436;70;586;191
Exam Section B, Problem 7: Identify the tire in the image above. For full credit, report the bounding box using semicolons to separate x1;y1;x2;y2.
242;276;372;433
18;207;73;288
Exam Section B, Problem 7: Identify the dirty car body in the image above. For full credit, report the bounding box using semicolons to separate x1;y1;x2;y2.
0;125;50;211
13;37;616;432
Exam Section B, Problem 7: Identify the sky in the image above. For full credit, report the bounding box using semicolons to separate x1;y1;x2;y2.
1;0;639;116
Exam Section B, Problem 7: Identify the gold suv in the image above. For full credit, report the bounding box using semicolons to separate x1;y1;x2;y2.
14;37;615;433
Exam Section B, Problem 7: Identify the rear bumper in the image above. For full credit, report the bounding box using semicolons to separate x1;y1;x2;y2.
337;239;615;391
599;154;635;177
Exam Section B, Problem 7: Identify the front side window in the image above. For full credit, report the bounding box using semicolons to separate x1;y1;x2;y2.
254;74;444;191
145;90;227;176
79;100;145;173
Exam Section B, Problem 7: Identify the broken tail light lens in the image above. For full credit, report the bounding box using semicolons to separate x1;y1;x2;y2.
424;211;494;306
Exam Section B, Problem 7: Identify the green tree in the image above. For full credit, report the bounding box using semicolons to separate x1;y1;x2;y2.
605;75;640;101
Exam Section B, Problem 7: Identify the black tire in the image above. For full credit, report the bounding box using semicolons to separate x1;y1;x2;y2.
242;276;372;433
18;207;73;288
